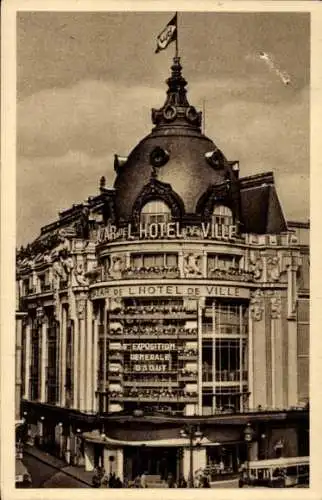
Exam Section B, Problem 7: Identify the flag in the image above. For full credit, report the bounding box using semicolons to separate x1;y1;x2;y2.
155;13;177;54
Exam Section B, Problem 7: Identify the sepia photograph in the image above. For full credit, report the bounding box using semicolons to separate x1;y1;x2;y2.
2;2;319;496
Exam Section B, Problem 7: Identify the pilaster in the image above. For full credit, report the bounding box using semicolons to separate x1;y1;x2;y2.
77;297;87;411
86;300;93;411
23;320;31;399
40;311;48;403
249;289;266;407
60;306;67;406
92;306;99;412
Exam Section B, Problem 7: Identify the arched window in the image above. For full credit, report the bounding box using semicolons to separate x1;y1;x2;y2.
140;200;172;225
212;205;233;226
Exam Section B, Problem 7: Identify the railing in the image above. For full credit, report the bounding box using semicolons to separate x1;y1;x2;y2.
123;380;178;387
111;388;198;401
202;370;248;382
108;327;198;337
178;349;197;358
112;305;193;315
123;372;177;382
40;283;52;292
208;268;255;282
122;266;180;280
202;324;247;336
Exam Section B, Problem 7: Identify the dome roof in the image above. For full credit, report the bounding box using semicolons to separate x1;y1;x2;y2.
113;57;234;221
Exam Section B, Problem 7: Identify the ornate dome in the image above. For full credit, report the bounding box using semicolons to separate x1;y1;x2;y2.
113;57;235;222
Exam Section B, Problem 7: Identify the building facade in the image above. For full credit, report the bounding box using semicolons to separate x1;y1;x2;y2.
16;57;309;483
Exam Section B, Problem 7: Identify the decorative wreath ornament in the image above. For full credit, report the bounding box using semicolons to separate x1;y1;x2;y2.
149;146;170;168
185;106;199;124
163;105;177;121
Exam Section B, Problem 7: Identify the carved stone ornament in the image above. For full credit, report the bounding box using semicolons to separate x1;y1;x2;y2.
196;181;232;219
250;289;264;321
35;306;45;326
74;261;89;287
110;297;123;312
183;253;202;277
249;251;263;281
267;291;282;319
131;178;184;225
107;254;125;279
76;299;86;319
267;255;280;282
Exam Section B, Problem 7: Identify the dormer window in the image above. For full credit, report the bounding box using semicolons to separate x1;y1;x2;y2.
212;205;233;226
140;200;171;225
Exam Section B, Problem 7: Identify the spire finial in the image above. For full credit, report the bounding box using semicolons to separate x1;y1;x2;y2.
151;57;202;129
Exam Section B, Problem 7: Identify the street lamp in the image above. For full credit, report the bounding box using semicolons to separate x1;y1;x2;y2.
243;422;253;481
180;425;203;488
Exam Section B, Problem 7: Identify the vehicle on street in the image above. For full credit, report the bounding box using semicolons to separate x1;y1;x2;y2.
239;456;309;488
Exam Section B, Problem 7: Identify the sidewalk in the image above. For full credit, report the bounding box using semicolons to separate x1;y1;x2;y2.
24;445;93;487
24;445;239;489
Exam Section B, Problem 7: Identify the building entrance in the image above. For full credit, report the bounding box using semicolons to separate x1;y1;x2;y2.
124;446;179;481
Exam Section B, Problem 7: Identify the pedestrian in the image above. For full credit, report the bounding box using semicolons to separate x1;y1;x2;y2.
140;471;148;488
167;473;176;488
92;468;101;488
178;475;187;488
134;475;141;488
202;476;210;488
114;476;123;488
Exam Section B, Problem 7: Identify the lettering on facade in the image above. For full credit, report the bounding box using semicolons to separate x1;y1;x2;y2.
96;222;237;243
91;284;248;300
125;342;176;373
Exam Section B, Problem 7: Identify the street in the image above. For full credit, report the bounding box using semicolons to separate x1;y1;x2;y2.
22;453;89;488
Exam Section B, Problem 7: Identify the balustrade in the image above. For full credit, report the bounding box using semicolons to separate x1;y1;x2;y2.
208;268;255;282
202;369;248;382
122;266;180;279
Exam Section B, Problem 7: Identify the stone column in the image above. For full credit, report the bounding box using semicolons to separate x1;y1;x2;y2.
84;442;95;472
92;306;99;412
73;318;79;409
115;448;124;481
40;314;48;403
103;299;109;408
60;306;67;406
23;321;31;399
197;299;204;416
269;293;283;409
248;311;254;409
178;250;184;278
65;427;71;464
86;300;93;411
249;290;266;408
77;298;87;411
202;250;208;278
15;317;23;419
287;320;298;406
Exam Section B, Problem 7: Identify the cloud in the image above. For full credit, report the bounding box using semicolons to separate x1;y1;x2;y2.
17;78;309;245
17;151;113;246
18;80;165;157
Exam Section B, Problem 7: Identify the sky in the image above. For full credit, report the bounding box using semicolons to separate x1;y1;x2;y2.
16;11;310;246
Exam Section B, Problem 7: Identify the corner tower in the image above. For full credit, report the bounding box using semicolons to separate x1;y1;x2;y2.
113;57;238;225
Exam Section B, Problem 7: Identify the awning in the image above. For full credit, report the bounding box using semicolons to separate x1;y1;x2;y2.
83;430;220;448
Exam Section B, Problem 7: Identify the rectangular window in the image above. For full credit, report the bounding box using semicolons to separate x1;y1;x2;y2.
131;253;178;268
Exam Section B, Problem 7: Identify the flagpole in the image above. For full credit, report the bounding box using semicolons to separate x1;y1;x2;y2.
175;11;178;58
